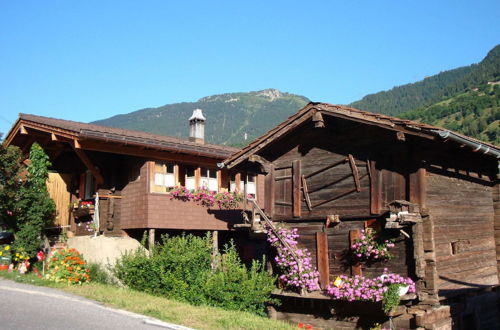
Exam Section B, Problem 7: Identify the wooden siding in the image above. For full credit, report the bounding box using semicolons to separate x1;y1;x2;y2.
427;173;498;298
121;162;245;231
493;183;500;282
286;220;411;281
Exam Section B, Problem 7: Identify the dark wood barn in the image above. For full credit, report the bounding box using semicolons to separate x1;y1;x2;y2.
223;102;500;329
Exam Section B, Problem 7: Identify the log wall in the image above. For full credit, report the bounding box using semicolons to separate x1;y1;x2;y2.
427;173;498;298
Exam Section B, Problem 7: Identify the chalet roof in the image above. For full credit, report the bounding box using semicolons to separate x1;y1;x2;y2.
224;102;500;168
6;113;238;159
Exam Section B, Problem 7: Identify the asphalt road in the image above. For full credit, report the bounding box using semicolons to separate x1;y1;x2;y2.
0;278;192;330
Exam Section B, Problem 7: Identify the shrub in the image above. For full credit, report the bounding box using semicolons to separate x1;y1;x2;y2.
113;233;276;315
88;263;111;284
203;242;277;316
114;233;211;303
46;248;90;284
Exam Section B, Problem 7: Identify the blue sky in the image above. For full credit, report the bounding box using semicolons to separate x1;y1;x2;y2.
1;1;499;135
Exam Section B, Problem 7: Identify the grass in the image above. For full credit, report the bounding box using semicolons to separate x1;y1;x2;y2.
0;272;295;330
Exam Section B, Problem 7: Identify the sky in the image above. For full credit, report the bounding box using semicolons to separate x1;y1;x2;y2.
1;0;499;136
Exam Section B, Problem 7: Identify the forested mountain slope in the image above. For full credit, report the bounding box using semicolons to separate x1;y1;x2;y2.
350;45;500;116
93;89;309;146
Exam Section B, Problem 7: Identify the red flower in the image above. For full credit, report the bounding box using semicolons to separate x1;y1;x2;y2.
37;251;45;262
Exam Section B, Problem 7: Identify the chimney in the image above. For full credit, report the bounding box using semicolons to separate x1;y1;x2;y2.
189;109;206;144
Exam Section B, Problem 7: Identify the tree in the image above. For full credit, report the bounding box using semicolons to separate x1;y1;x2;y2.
0;142;23;231
14;143;55;255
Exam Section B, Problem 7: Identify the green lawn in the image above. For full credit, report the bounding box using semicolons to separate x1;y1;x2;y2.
0;272;294;330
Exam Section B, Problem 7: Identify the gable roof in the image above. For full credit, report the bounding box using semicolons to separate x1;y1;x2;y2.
6;113;238;160
223;102;500;169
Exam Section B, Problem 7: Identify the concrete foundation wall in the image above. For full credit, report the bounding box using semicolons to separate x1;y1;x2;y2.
67;235;144;266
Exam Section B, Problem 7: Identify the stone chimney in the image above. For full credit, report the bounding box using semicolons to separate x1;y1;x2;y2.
189;109;206;144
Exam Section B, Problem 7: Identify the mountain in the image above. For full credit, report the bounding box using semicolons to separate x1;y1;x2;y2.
399;82;499;144
92;89;309;147
350;45;500;116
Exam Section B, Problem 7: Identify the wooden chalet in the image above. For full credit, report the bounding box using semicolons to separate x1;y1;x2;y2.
223;102;500;329
4;112;264;247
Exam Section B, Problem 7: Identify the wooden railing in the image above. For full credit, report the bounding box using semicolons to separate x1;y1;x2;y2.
245;198;306;294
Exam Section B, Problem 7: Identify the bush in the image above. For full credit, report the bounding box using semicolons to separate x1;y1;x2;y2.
113;233;276;315
204;242;277;315
114;233;211;303
46;248;90;284
88;263;111;284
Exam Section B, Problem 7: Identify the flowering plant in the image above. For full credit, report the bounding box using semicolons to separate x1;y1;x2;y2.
325;269;415;313
266;223;320;292
45;248;90;284
351;229;395;261
12;247;30;263
0;244;12;265
169;186;195;201
168;186;243;209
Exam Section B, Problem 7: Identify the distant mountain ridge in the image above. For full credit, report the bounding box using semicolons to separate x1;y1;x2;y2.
93;45;499;146
350;45;500;116
92;89;309;146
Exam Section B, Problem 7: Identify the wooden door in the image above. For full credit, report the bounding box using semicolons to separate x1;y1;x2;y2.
46;173;72;227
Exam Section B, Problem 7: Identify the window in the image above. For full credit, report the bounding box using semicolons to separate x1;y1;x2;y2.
246;174;256;198
185;167;196;191
153;163;175;192
230;173;257;198
200;167;218;192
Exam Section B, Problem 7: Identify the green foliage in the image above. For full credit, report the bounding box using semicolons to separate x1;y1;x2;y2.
87;263;112;284
93;89;309;146
203;242;277;315
382;284;403;314
14;143;55;255
400;83;500;144
0;144;23;230
114;233;212;303
113;234;276;315
350;45;500;116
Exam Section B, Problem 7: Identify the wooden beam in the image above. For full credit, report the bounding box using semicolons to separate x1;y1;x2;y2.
312;111;325;128
73;148;104;185
19;125;28;134
235;173;241;193
348;154;361;192
292;160;301;218
174;164;180;186
301;175;312;211
349;229;362;276
74;139;81;149
410;165;427;209
264;165;275;218
369;160;382;215
80;140;220;167
316;232;330;289
51;133;59;141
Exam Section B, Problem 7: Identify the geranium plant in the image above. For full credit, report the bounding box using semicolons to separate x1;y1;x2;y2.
265;223;320;293
351;229;395;262
168;186;243;209
45;248;90;284
325;269;415;313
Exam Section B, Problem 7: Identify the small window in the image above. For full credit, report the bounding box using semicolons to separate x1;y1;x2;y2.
230;173;256;198
153;162;175;192
185;166;196;191
200;167;218;192
246;174;256;198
